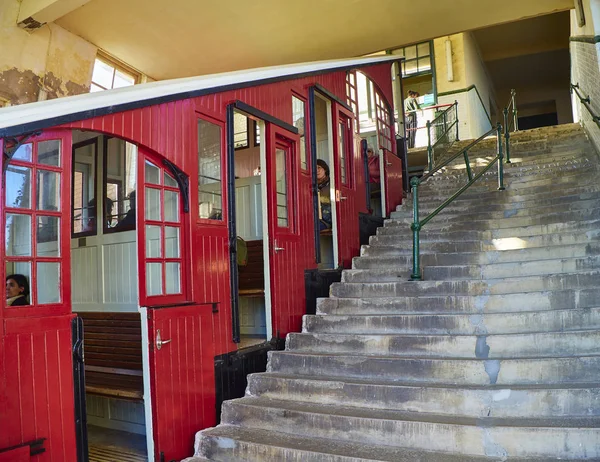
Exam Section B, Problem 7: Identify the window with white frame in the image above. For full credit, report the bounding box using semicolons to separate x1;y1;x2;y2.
90;54;139;92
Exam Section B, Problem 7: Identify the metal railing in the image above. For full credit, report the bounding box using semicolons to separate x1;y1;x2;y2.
502;89;518;163
571;83;600;130
425;101;459;171
409;123;505;280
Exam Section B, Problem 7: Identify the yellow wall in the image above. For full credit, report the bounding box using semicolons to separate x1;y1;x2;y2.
433;34;466;94
0;0;96;105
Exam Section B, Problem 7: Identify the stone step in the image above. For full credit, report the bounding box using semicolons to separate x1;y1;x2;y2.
267;351;600;386
247;373;600;419
368;229;600;251
330;271;600;298
286;330;600;358
317;288;600;316
218;397;600;459
191;424;536;462
390;198;600;223
304;307;600;335
360;241;484;257
347;255;600;281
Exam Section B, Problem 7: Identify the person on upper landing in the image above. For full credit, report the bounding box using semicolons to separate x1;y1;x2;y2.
316;159;332;231
6;274;30;306
404;90;421;149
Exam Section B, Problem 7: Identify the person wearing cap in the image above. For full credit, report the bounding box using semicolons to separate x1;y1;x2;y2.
404;90;420;148
316;159;332;231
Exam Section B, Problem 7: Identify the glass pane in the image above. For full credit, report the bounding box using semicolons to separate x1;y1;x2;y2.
36;170;60;211
38;140;60;167
254;122;261;146
233;112;248;148
73;142;96;234
145;160;160;185
198;119;223;220
164;172;177;188
12;143;32;162
292;96;307;170
146;225;162;258
146;262;163;296
90;83;104;93
417;42;430;57
92;59;114;89
418;56;432;73
165;226;180;258
275;147;288;227
37;216;59;256
339;122;347;184
164;190;179;222
5;263;31;306
37;262;60;304
165;262;181;294
6;165;31;208
5;213;31;256
105;139;136;230
404;45;417;60
145;187;161;220
113;69;136;88
404;60;418;75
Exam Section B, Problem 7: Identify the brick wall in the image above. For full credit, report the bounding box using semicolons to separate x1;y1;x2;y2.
570;40;600;154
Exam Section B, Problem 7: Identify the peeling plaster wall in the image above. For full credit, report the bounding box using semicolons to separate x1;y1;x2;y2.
0;0;96;105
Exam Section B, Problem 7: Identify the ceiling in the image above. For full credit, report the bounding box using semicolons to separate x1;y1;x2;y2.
53;0;574;80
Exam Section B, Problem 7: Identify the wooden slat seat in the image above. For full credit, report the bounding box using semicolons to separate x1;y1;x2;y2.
78;311;143;401
238;240;265;296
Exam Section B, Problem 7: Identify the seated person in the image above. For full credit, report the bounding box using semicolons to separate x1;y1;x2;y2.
317;159;332;231
6;274;30;306
114;191;136;231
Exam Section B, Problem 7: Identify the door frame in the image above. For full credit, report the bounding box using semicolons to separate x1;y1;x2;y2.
226;101;299;344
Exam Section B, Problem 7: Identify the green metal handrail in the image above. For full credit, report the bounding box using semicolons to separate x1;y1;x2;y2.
571;83;600;130
426;101;459;171
410;123;505;280
502;89;518;164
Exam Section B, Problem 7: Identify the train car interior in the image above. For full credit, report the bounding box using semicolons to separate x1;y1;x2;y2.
313;92;338;269
69;130;148;460
356;71;385;217
231;111;269;348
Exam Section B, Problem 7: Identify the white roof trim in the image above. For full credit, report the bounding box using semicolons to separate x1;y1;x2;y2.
0;55;399;135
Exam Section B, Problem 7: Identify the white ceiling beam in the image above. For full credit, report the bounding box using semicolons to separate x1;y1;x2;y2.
18;0;91;31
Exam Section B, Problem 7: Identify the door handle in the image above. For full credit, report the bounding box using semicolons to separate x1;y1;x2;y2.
340;196;347;201
386;161;392;166
274;240;285;252
156;329;172;350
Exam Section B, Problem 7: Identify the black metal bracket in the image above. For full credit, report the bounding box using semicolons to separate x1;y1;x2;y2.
162;158;190;213
2;130;41;175
0;437;46;456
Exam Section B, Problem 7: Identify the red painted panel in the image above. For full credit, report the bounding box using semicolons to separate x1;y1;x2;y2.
384;150;403;216
0;446;29;462
2;315;77;462
148;304;216;462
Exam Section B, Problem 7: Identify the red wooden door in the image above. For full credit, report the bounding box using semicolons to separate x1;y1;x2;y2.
147;304;215;462
266;124;303;338
1;131;77;461
383;150;403;216
332;103;358;268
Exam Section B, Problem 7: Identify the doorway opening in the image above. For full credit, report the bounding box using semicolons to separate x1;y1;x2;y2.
313;93;339;269
231;110;270;349
69;130;148;461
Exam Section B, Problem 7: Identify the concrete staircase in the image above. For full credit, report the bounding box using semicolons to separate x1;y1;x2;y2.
188;124;600;461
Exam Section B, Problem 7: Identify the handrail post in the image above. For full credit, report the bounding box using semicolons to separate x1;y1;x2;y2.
426;120;433;171
410;176;422;280
511;89;518;132
497;123;505;191
464;150;473;181
503;108;511;164
454;100;459;141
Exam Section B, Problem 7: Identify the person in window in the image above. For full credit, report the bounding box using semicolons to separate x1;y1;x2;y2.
317;159;332;231
6;274;30;306
405;90;420;148
114;191;136;231
367;146;382;216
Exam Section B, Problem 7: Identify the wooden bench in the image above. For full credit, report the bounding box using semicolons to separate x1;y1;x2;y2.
238;240;264;297
77;311;144;401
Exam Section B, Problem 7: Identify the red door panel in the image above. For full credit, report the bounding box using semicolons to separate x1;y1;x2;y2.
266;124;303;337
332;103;359;268
384;151;403;216
0;446;29;462
148;304;216;461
